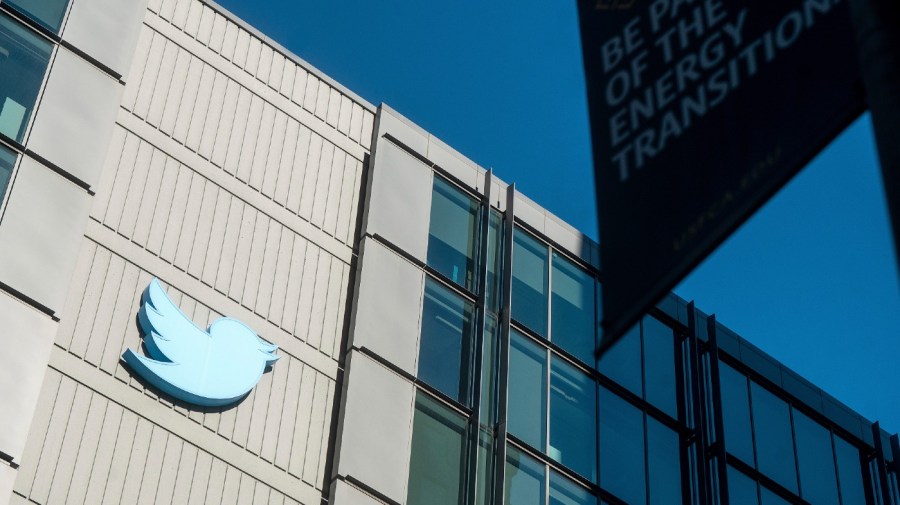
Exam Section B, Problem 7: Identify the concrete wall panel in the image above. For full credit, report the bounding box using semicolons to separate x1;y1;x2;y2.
26;49;121;189
350;238;424;375
334;351;414;505
62;0;150;78
331;479;386;505
0;157;91;313
364;139;433;262
0;293;57;464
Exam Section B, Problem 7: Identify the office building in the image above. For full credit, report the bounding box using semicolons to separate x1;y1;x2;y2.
0;0;896;504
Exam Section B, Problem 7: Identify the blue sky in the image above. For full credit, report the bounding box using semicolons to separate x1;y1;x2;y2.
216;0;900;433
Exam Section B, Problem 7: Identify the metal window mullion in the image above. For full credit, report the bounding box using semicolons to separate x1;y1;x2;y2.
466;169;493;505
687;304;710;505
706;315;730;505
492;183;516;505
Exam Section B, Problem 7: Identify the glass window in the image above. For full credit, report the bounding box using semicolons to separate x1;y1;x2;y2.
834;436;866;505
643;316;677;419
407;393;468;505
549;356;597;481
419;278;474;405
480;314;500;426
486;210;503;312
549;470;596;505
551;253;596;365
0;13;53;143
509;330;547;450
0;144;14;203
760;487;791;505
750;382;798;493
476;430;494;505
512;229;549;337
506;445;546;505
728;465;759;505
647;417;682;505
719;363;755;465
597;322;641;397
598;387;645;505
793;409;839;505
428;177;479;291
4;0;69;33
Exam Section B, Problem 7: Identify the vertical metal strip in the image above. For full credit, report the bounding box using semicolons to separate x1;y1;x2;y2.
874;423;893;505
686;303;710;505
706;315;729;505
466;168;493;505
492;183;516;505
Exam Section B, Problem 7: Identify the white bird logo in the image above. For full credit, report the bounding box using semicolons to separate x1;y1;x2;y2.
122;278;280;407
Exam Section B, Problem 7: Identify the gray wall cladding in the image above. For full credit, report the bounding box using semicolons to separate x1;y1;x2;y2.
11;0;372;503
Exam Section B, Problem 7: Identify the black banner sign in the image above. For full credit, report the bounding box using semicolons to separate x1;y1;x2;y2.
578;0;865;348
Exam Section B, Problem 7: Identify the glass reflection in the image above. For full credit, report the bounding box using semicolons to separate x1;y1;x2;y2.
550;253;595;365
512;229;548;337
834;436;866;505
727;465;759;505
719;363;755;465
407;393;467;505
643;316;677;419
599;387;645;505
509;330;547;450
0;144;15;204
647;417;682;505
428;177;479;291
550;356;597;481
505;445;546;505
793;409;839;505
419;278;474;405
0;13;53;143
549;470;596;505
750;382;798;493
597;323;641;397
4;0;69;32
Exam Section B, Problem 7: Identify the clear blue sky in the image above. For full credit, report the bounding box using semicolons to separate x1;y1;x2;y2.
216;0;900;433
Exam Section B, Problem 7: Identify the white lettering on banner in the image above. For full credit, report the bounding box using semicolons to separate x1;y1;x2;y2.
595;0;844;182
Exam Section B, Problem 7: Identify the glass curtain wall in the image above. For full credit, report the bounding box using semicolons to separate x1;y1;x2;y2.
0;11;53;143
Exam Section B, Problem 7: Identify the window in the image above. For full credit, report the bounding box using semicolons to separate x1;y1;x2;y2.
512;229;549;337
506;446;546;505
419;278;475;405
508;330;547;450
598;386;646;505
549;356;597;481
646;417;681;505
549;470;596;505
0;13;52;143
793;409;839;505
428;177;479;291
551;253;596;365
718;362;755;465
727;465;758;505
486;210;503;312
3;0;69;33
597;316;678;420
0;144;14;203
750;382;798;493
833;436;866;505
407;393;468;505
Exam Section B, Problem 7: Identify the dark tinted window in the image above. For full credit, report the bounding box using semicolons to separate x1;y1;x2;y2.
647;417;682;505
550;253;595;364
428;177;479;291
834;436;866;505
419;278;474;404
486;210;503;312
4;0;69;32
549;470;596;505
643;316;677;418
597;323;641;396
719;363;754;465
550;356;597;481
750;382;798;493
793;409;839;505
407;393;467;505
509;330;547;450
0;144;14;203
506;445;545;505
480;315;499;425
599;387;645;505
728;465;759;505
0;13;53;143
512;229;548;336
760;487;791;505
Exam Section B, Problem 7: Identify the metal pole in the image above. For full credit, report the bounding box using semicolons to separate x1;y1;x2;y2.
848;0;900;273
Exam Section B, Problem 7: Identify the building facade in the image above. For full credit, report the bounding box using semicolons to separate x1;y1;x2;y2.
0;1;897;505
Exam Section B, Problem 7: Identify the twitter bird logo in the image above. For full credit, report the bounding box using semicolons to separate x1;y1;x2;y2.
122;278;280;407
